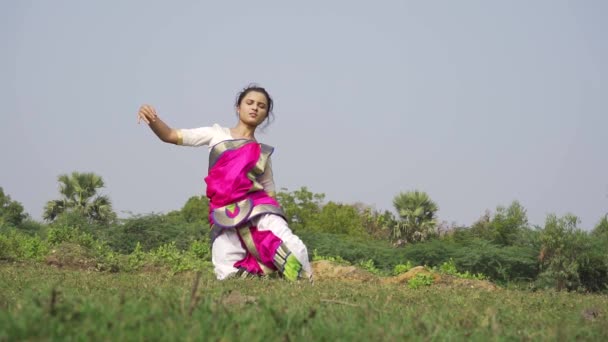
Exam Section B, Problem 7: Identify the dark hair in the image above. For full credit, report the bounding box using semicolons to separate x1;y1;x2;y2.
235;83;274;128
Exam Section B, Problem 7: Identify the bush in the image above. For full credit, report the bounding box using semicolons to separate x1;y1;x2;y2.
408;273;434;289
0;187;28;227
125;242;148;271
538;214;587;291
277;187;324;232
188;239;211;260
301;231;539;284
301;231;404;271
451;239;538;283
50;211;91;231
575;235;608;292
13;219;46;236
436;258;486;280
181;196;209;223
311;249;351;265
311;202;368;236
0;228;49;261
358;259;383;275
150;241;212;274
105;213;208;254
47;226;96;249
400;239;458;266
392;261;414;276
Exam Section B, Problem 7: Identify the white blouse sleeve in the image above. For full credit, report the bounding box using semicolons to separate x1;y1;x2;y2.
178;127;215;147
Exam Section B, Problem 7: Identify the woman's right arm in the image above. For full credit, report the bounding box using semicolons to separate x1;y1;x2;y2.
137;104;180;145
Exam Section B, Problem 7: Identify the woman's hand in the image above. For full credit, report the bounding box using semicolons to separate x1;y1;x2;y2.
137;104;179;144
137;104;158;124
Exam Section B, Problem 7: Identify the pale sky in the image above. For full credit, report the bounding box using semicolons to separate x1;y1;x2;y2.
2;0;607;229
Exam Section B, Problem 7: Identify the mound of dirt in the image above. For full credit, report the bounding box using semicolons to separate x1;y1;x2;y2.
311;261;498;291
312;260;378;283
45;242;99;271
380;266;441;285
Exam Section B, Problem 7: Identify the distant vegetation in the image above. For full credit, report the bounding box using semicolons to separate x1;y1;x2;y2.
1;171;608;292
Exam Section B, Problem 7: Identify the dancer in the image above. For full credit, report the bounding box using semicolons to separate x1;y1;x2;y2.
137;84;312;282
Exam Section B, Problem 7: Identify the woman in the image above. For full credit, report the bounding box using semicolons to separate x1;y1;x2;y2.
137;84;312;282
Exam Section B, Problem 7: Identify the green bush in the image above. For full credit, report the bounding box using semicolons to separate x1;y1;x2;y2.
181;196;209;223
50;211;91;231
125;241;148;271
311;202;368;236
574;234;608;292
591;215;608;237
14;219;45;236
301;231;403;270
0;229;48;261
188;239;211;260
276;187;325;232
538;214;586;291
408;273;434;289
392;262;414;276
105;213;208;254
149;241;212;274
357;259;383;275
47;226;96;249
451;240;538;283
0;187;28;227
311;249;351;265
436;258;486;280
400;239;458;266
301;231;538;284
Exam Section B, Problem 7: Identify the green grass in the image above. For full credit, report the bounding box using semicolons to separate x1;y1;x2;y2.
1;262;607;341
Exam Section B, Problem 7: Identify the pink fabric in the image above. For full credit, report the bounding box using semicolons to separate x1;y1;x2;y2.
205;141;279;225
234;226;283;274
250;190;280;207
206;142;261;208
205;142;279;224
204;141;284;274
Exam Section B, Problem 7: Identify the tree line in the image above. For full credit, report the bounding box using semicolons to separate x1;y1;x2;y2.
1;171;607;292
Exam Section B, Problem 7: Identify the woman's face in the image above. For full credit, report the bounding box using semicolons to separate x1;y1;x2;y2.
237;91;269;127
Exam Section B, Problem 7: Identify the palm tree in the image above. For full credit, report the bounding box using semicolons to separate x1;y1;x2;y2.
43;172;116;224
392;190;439;243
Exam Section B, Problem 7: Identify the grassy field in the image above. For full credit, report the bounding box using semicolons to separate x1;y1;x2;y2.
1;262;607;341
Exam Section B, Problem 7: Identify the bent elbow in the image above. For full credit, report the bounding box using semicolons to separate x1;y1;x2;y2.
161;130;180;145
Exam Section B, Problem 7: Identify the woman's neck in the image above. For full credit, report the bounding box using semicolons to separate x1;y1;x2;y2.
230;123;257;140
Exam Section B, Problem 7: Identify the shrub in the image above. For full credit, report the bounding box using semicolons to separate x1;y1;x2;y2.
436;258;486;280
574;234;608;292
0;187;28;227
311;249;351;265
451;240;538;283
105;213;208;254
357;259;383;275
188;239;211;260
47;226;96;249
312;202;368;236
151;241;212;274
408;273;434;289
392;261;414;276
538;214;587;291
0;229;48;261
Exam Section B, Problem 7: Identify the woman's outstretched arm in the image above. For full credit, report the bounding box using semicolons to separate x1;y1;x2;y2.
137;104;180;145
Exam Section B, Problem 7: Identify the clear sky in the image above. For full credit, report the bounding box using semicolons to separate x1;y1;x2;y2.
1;1;607;229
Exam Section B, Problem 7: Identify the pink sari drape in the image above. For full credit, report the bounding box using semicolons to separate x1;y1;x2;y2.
205;141;282;274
